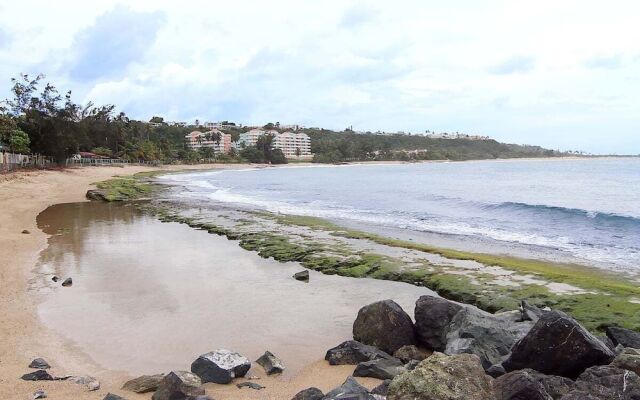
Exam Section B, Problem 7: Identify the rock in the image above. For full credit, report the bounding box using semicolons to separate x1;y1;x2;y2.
573;365;640;399
444;306;533;369
493;369;574;400
414;295;463;351
353;357;407;380
22;229;30;234
103;394;126;400
71;375;100;391
611;347;640;375
405;359;421;371
353;299;416;354
487;364;507;378
86;189;107;201
371;380;391;396
605;326;640;349
323;376;374;400
503;311;615;378
293;270;310;282
393;345;428;364
560;392;599;400
521;300;546;323
21;370;54;381
51;276;59;282
122;374;164;393
190;349;251;384
256;351;284;375
152;371;205;400
61;277;72;287
28;358;51;369
325;340;395;365
291;387;324;400
388;352;494;400
597;335;617;352
237;381;265;390
32;391;47;399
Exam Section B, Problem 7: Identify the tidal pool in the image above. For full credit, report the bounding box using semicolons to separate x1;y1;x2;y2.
34;202;434;376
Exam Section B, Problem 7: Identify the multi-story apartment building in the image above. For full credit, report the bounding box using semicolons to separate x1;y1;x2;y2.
236;129;278;149
272;131;312;157
185;129;232;154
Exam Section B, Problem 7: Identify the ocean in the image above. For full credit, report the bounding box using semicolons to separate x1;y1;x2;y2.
160;158;640;272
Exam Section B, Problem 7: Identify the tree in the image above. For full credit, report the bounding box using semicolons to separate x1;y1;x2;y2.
9;129;30;153
240;146;265;163
270;148;288;164
149;116;164;123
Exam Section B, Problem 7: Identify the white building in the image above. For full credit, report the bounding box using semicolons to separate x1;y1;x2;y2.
185;129;232;153
234;129;312;158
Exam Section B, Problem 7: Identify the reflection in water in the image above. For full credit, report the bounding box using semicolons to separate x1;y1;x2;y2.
34;202;434;375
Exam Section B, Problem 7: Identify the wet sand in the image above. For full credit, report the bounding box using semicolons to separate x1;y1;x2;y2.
34;201;432;388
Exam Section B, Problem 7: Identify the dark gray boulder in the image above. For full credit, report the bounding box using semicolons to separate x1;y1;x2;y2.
103;394;126;400
61;277;72;287
612;347;640;375
292;387;324;400
353;299;416;354
353;357;407;380
237;382;265;390
323;376;374;400
494;369;574;400
393;345;428;364
293;270;310;282
503;311;615;378
487;363;507;378
444;306;533;369
573;365;640;399
521;300;546;323
29;358;51;369
560;391;600;400
371;380;391;397
21;370;54;381
325;340;394;365
122;374;164;393
606;326;640;349
256;351;284;375
151;371;204;400
190;349;251;384
598;335;617;352
414;295;462;351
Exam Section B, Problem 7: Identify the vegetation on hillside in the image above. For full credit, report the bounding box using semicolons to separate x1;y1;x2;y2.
1;73;567;164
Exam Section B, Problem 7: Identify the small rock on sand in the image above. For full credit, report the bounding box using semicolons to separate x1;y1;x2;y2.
236;382;265;390
28;358;51;369
103;394;126;400
32;390;47;399
190;349;251;384
71;375;100;391
51;276;59;282
22;229;30;234
61;277;73;287
21;370;54;381
122;374;164;393
293;270;309;282
291;387;324;400
256;351;285;375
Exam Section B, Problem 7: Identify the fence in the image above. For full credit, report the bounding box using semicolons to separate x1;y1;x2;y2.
0;152;54;171
65;158;162;167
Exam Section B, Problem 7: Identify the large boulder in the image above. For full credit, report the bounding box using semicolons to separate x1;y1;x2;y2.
414;295;462;351
606;326;640;349
493;369;574;400
190;349;251;384
256;351;284;375
291;387;324;400
393;345;429;364
572;365;640;399
612;347;640;375
353;357;407;380
151;371;204;400
323;376;375;400
387;352;494;400
444;307;533;369
122;374;164;393
503;311;615;378
325;340;394;365
353;299;416;354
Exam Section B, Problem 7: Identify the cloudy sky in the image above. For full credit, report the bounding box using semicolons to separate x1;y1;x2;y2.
1;1;638;154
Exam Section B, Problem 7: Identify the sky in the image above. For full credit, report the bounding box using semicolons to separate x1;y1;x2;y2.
0;1;639;154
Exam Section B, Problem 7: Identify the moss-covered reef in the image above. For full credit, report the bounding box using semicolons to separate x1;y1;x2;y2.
92;172;161;201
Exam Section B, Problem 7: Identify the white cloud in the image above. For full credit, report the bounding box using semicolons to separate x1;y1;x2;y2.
0;0;639;153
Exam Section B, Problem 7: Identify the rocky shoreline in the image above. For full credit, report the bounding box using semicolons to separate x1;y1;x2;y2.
21;294;640;399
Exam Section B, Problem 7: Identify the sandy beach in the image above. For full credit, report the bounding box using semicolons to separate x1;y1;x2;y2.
0;165;384;400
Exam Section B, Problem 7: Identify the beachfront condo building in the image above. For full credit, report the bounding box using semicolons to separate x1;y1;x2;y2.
185;130;232;154
235;129;312;158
